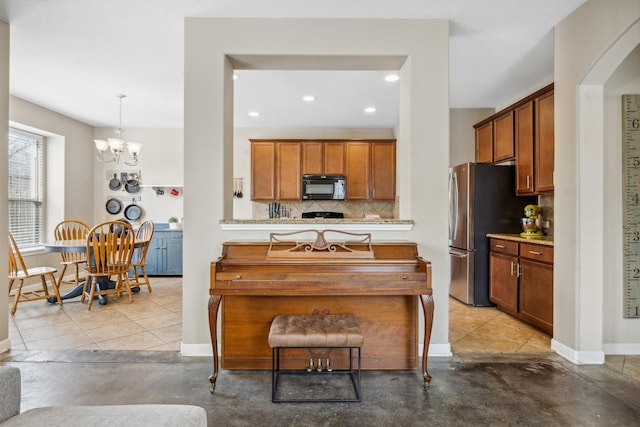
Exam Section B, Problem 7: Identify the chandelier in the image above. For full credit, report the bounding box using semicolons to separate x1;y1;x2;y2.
94;94;142;166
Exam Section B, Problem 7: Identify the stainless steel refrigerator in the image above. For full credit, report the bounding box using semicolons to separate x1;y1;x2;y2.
448;162;536;306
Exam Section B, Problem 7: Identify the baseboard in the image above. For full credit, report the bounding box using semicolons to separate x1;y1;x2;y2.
0;338;11;355
423;342;453;357
551;339;605;364
180;342;453;358
180;342;215;357
602;343;640;355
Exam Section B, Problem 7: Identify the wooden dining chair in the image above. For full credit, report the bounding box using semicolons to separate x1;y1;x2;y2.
129;220;154;293
7;232;62;315
53;219;89;288
82;220;135;310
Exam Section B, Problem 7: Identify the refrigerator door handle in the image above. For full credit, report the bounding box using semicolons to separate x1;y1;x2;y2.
449;250;467;259
449;171;459;241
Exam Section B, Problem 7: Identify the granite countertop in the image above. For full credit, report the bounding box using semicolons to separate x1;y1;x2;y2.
486;233;554;246
219;218;414;231
220;218;413;225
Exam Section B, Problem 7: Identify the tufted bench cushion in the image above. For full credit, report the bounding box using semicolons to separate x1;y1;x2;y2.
268;315;364;348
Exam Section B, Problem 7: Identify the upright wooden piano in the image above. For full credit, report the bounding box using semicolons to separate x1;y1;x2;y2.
208;230;433;392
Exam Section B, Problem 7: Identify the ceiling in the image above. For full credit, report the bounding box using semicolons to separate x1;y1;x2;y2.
0;0;586;129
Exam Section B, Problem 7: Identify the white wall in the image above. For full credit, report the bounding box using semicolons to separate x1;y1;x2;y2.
184;18;451;356
603;44;640;351
93;127;183;225
0;20;10;353
233;127;396;219
449;108;494;167
554;0;640;362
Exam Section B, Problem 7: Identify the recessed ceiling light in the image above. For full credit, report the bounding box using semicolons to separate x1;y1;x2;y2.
302;95;316;102
384;74;400;82
364;107;377;114
248;111;260;117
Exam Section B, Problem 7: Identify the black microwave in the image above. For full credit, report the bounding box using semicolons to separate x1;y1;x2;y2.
302;174;346;200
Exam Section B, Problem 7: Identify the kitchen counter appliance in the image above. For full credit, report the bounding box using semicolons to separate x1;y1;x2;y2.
301;211;344;219
302;175;345;200
449;162;536;306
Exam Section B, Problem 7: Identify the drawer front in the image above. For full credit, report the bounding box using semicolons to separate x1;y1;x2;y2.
519;243;553;263
490;239;518;256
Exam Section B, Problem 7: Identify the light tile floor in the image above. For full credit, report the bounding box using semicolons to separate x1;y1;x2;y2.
449;296;640;382
449;296;552;353
8;277;182;351
7;280;640;382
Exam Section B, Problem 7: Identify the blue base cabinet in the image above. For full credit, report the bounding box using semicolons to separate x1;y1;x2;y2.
146;230;183;276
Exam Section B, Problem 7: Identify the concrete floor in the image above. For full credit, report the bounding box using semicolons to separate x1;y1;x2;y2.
2;350;640;426
6;279;640;425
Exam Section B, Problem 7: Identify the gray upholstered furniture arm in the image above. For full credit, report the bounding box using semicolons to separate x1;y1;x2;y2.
0;366;21;423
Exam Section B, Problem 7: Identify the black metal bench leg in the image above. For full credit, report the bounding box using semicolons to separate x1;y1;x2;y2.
271;346;362;403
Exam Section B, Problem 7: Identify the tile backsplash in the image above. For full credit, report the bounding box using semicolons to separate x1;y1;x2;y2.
252;200;397;220
538;194;554;236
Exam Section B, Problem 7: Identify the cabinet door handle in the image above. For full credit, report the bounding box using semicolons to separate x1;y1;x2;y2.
516;263;522;277
510;261;515;276
528;250;542;256
495;244;506;249
526;175;531;189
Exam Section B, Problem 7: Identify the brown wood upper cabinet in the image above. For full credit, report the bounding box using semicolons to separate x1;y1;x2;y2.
371;141;396;200
251;141;276;200
475;121;493;163
534;90;554;193
516;88;554;195
493;111;515;162
475;83;554;194
474;111;514;164
251;140;301;201
253;139;395;201
345;142;370;200
515;101;535;193
345;140;396;200
302;141;344;175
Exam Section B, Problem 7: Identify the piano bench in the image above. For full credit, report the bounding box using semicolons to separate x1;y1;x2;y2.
268;314;363;403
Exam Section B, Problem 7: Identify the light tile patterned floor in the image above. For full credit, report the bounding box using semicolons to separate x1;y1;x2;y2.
449;296;640;382
449;296;552;353
7;281;639;382
8;277;182;351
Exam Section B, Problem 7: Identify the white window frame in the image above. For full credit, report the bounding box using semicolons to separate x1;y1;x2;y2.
8;128;45;248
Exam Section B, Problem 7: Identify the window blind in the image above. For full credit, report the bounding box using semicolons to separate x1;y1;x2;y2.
8;128;44;248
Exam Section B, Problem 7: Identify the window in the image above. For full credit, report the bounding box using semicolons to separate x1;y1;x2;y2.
8;128;45;248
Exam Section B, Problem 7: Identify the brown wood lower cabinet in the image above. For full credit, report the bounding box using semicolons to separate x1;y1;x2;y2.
489;238;553;335
489;243;519;314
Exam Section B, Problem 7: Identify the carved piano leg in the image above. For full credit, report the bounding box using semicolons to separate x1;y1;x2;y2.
419;293;434;389
208;294;223;393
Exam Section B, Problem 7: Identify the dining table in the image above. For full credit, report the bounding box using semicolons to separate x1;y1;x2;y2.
42;238;146;305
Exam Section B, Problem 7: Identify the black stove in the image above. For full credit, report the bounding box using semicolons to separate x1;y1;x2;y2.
301;211;344;219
